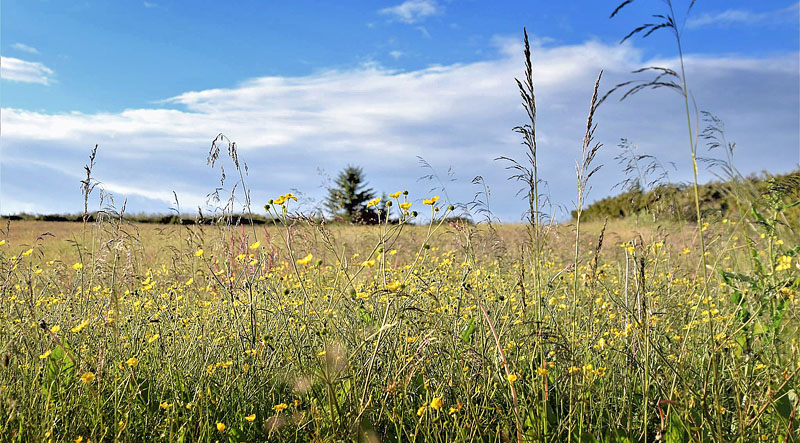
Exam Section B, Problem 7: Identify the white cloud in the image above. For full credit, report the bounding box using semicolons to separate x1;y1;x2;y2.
0;57;54;85
143;2;158;8
687;2;799;28
1;38;797;220
389;50;405;59
11;43;39;54
379;0;440;24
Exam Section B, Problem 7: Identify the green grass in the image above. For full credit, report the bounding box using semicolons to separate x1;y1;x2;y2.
0;201;797;442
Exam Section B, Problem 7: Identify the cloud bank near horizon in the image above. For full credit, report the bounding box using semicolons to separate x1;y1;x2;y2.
2;37;798;221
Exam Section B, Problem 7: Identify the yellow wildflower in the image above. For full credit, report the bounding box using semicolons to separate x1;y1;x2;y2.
273;403;288;413
430;396;444;411
273;193;297;205
22;248;33;257
80;372;96;384
195;249;204;257
72;263;83;270
400;202;412;211
216;422;226;431
417;405;426;416
71;319;90;333
423;196;440;205
506;373;518;383
776;255;792;271
296;254;313;265
39;350;51;359
249;241;260;250
389;191;402;198
366;197;381;208
126;357;138;367
245;413;256;422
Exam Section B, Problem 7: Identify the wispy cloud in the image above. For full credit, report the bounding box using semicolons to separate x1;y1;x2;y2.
687;2;799;28
11;43;40;54
379;0;440;24
1;40;797;219
143;2;158;8
389;50;405;59
415;26;432;38
0;57;54;85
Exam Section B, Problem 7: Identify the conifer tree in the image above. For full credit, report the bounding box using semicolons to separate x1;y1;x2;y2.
324;165;376;223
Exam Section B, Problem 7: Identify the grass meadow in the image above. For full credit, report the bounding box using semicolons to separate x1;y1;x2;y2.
2;3;799;441
0;199;798;442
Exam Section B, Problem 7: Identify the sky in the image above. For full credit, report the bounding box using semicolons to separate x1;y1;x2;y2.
2;0;799;222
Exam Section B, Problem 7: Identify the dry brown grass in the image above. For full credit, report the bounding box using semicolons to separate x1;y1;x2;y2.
1;217;696;267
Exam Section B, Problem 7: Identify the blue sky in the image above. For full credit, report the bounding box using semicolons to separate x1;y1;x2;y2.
2;0;799;221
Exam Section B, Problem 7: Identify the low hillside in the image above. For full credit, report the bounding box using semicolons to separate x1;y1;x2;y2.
575;169;800;223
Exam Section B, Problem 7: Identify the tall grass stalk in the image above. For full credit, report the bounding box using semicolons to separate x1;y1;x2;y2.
501;28;550;437
608;0;727;437
505;28;543;319
569;71;604;439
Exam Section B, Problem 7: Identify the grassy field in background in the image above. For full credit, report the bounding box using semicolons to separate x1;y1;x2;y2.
0;217;689;266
